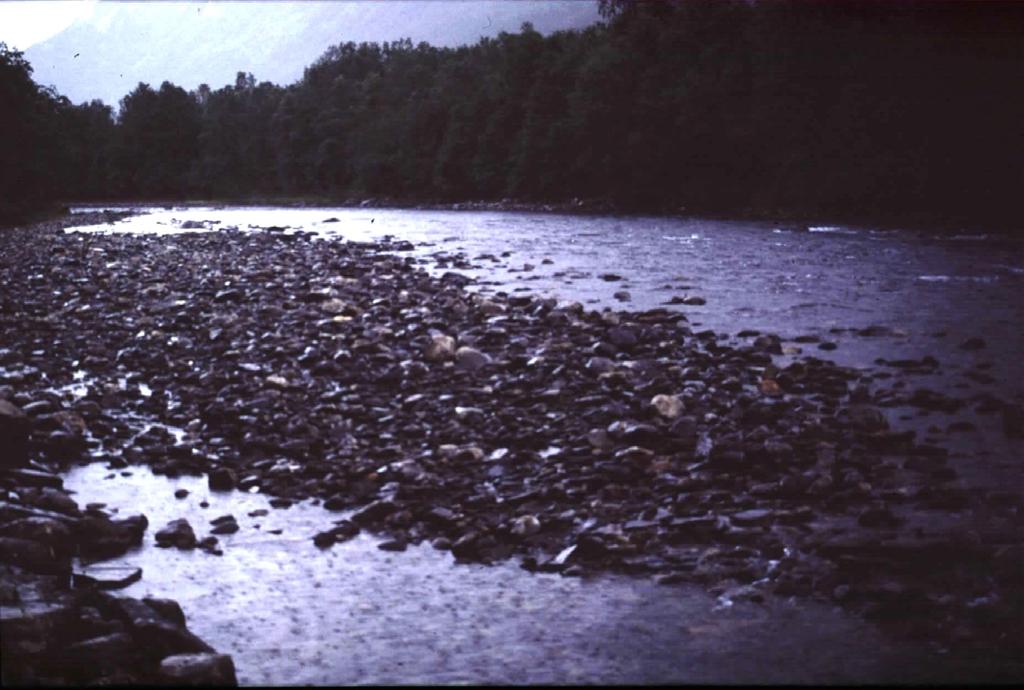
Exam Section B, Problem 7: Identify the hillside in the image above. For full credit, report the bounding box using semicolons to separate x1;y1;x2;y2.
25;1;600;106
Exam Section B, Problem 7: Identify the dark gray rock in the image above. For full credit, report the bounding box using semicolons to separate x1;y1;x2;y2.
155;519;197;549
207;467;237;492
0;399;29;467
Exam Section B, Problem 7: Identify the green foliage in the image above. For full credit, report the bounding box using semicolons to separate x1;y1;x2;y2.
3;1;1023;228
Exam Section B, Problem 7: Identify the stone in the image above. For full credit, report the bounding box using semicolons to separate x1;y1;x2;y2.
585;357;616;375
0;399;30;467
210;516;239;535
1;468;62;489
143;598;187;627
451;532;481;560
72;566;143;590
313;520;359;548
847;405;889;432
265;375;291;389
378;538;408;552
607;326;638;349
587;429;613;450
133;619;216;659
730;509;774;527
454;346;491;371
511;515;541;536
0;536;70;575
78;514;148;560
59;632;140;680
158;653;238;686
651;394;684;419
208;467;237;492
155;519;197;549
424;334;456;362
351;500;397;526
22;488;80;517
0;517;74;555
321;298;354;315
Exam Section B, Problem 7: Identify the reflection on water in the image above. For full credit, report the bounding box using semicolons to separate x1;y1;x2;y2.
63;463;955;685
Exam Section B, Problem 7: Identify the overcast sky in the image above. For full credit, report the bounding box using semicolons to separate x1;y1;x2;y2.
1;1;602;106
0;0;98;49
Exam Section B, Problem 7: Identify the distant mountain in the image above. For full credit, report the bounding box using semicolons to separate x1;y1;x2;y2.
25;1;601;108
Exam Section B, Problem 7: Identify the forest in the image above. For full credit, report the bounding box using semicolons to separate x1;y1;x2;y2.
2;0;1022;229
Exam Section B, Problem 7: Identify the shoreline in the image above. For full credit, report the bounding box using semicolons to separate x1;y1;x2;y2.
2;211;1022;681
1;212;237;685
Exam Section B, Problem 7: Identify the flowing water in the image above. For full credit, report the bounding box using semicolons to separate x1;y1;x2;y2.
64;463;963;685
61;205;1023;683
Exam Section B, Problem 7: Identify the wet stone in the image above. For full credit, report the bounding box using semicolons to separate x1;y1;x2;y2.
730;509;774;527
207;467;237;492
158;653;238;686
454;346;491;372
155;519;197;550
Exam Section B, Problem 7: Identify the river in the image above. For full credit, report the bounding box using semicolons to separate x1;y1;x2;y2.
59;205;1023;683
71;205;1024;385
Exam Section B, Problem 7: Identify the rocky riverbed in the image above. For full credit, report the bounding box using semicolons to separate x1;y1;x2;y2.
1;211;1022;681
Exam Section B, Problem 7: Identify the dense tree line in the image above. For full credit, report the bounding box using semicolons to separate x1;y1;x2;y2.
3;1;1023;228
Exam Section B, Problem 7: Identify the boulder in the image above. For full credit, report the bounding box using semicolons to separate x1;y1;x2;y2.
78;514;148;560
132;619;215;659
0;468;62;489
21;487;81;518
208;467;237;492
155;519;197;549
0;536;70;575
59;632;140;682
0;517;74;557
0;399;30;467
142;598;187;627
158;653;237;686
72;566;143;591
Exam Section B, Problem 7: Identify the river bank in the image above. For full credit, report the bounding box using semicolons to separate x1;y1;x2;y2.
1;210;1022;681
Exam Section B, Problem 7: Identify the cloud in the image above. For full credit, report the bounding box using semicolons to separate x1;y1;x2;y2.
0;0;96;50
